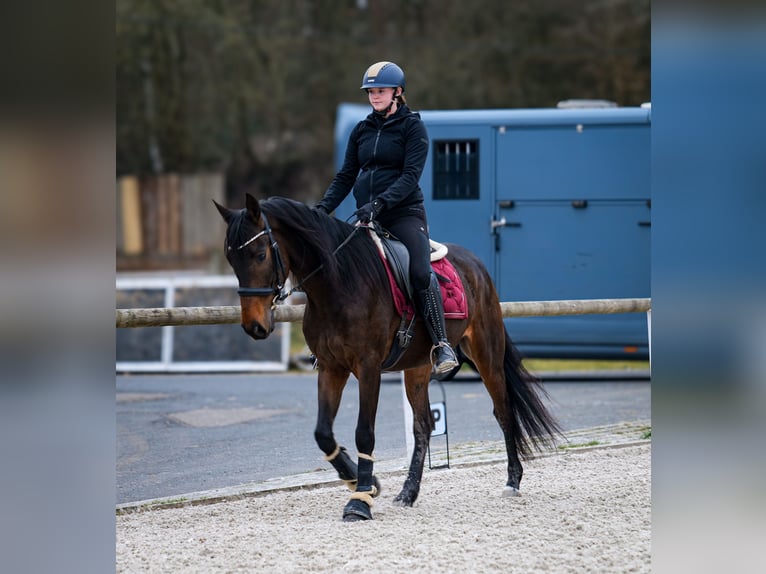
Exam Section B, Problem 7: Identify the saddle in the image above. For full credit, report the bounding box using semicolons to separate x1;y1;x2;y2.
365;224;467;371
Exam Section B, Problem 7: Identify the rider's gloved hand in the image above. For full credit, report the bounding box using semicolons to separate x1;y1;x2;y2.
354;199;382;223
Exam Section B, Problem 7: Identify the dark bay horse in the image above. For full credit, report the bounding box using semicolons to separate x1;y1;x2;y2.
215;194;560;521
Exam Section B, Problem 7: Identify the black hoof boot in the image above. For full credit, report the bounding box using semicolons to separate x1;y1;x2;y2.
348;476;380;494
342;498;373;522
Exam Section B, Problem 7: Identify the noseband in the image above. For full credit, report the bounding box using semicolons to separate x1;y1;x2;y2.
229;212;288;303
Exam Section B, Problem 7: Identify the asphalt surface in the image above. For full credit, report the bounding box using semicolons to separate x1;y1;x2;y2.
117;371;650;504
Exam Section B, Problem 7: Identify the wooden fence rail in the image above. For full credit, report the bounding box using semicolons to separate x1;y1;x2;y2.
116;298;651;329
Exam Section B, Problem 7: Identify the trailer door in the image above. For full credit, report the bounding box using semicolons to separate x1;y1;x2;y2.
493;122;650;357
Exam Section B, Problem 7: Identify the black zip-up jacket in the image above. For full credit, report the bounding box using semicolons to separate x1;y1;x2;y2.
317;104;428;218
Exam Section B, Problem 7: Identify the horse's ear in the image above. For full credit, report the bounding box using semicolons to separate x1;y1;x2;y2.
245;193;261;222
213;199;234;223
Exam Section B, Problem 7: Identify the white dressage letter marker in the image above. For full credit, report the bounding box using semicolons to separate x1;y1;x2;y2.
431;402;447;437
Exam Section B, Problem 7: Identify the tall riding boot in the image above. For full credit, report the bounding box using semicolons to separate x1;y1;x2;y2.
417;273;459;375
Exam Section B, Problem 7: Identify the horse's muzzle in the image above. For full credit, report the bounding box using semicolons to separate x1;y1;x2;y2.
241;320;273;340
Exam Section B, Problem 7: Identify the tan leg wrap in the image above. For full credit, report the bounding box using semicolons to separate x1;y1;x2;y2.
323;444;341;462
357;452;375;462
349;491;375;507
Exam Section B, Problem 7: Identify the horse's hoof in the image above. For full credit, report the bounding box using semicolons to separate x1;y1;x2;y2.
392;493;415;507
343;498;373;521
502;486;521;497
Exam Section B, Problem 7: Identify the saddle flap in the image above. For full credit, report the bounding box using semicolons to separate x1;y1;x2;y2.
379;236;412;302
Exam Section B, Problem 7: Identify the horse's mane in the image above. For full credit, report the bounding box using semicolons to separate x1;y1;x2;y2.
253;197;387;299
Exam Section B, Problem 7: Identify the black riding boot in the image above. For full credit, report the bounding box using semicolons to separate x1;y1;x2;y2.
417;273;459;375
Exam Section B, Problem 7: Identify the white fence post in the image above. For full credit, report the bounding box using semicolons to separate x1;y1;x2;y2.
401;372;414;462
116;275;289;373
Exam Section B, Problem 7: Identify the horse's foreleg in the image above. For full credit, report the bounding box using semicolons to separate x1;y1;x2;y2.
314;367;358;489
393;365;434;507
342;367;382;522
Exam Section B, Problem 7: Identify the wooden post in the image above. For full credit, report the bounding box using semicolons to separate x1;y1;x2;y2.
119;176;143;255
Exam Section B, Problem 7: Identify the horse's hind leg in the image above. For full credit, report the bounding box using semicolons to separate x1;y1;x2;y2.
393;364;434;507
314;365;360;490
461;332;525;496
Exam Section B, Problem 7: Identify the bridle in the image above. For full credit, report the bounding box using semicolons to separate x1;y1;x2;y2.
228;212;288;303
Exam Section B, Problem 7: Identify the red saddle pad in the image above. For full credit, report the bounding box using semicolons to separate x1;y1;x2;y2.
380;255;468;320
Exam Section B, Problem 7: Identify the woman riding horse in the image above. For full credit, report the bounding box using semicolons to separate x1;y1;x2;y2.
314;61;459;376
215;194;561;522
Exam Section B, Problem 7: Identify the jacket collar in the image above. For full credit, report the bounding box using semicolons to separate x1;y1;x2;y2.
366;104;410;126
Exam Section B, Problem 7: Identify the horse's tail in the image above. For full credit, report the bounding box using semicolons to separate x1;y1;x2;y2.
503;329;562;458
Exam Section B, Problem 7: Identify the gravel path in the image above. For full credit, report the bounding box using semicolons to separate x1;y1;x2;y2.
117;441;650;573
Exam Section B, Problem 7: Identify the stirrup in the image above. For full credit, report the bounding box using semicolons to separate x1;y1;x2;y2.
430;342;459;375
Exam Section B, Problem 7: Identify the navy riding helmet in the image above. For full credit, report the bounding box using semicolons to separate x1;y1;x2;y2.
360;61;405;91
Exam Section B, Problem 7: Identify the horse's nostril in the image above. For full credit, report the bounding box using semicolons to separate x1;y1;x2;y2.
242;321;268;340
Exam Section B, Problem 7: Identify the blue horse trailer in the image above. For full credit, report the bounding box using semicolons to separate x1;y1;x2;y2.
332;103;651;359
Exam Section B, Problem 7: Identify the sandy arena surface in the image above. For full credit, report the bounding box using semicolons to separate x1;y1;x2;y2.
117;442;650;573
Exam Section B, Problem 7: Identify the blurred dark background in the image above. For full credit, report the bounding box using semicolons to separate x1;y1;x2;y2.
116;0;650;222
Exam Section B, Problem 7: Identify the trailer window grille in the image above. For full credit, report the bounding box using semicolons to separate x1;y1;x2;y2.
433;140;479;200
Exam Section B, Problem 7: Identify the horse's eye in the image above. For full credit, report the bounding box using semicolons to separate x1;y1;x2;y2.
255;251;267;263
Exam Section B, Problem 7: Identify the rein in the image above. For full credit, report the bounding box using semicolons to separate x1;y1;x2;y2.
284;225;361;299
234;212;362;305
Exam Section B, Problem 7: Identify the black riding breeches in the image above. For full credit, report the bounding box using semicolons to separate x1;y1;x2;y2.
378;208;432;292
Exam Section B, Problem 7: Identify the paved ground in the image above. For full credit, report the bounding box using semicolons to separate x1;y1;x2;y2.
117;371;650;506
117;420;651;513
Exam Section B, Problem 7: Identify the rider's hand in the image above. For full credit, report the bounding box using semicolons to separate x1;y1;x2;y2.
354;200;382;223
